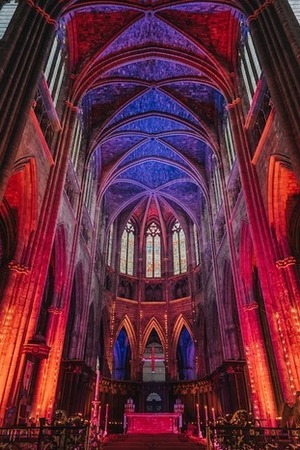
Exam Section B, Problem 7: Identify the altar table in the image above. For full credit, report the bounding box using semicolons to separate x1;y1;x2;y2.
125;412;181;434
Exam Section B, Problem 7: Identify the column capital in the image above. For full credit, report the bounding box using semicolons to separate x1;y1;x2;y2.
65;100;79;112
226;97;241;110
243;302;259;311
25;0;57;26
248;0;275;23
275;256;297;269
7;260;30;275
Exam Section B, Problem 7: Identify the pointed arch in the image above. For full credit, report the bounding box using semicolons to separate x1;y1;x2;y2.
176;326;195;380
145;220;162;278
170;314;194;359
268;154;300;248
100;306;111;376
113;324;132;380
239;220;255;305
1;157;37;262
222;259;243;360
36;224;67;339
52;224;67;308
63;262;84;359
113;314;137;359
141;317;166;354
84;301;95;367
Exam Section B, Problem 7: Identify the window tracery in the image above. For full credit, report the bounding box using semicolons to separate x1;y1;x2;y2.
120;220;135;276
146;222;161;278
107;223;113;267
172;220;187;275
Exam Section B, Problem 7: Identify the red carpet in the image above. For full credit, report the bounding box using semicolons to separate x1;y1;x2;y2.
102;434;206;449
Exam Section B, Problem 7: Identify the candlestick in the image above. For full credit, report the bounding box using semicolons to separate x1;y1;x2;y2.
104;403;109;436
98;404;102;432
196;403;200;421
95;358;100;401
196;403;202;438
204;405;208;425
212;407;216;424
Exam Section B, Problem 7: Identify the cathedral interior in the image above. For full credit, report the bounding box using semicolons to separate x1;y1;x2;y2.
1;0;300;433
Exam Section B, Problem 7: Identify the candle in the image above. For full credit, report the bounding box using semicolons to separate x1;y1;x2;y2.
104;403;109;436
196;403;202;438
123;413;127;432
196;403;200;421
95;358;100;401
204;405;208;425
98;404;102;431
212;407;216;424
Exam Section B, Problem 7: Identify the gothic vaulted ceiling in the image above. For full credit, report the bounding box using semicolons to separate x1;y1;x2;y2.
63;1;244;229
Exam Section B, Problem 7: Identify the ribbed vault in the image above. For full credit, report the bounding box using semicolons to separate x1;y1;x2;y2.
62;0;244;228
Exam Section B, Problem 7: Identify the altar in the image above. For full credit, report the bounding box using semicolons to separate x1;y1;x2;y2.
125;412;181;434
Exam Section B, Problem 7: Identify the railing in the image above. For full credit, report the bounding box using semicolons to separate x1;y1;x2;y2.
208;425;300;450
203;410;300;450
0;425;89;450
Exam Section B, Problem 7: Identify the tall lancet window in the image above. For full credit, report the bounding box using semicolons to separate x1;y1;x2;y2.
107;223;113;267
193;224;200;266
120;220;135;276
172;220;187;275
146;222;161;278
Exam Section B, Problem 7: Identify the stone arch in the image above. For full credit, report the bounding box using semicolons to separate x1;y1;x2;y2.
222;259;243;360
84;302;95;367
196;304;208;378
113;326;132;380
239;219;281;414
141;317;166;354
0;199;17;297
172;317;196;380
36;224;67;341
113;314;137;362
9;157;37;259
206;298;223;371
268;154;300;256
239;220;255;305
0;157;37;297
100;307;111;376
170;314;194;361
63;262;84;359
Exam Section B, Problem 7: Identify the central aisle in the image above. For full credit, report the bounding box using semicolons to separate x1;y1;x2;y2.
102;434;205;450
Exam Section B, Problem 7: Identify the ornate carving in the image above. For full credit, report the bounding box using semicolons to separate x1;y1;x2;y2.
8;260;30;275
65;100;79;112
275;256;297;269
248;0;275;23
48;306;63;315
23;343;51;359
226;97;241;109
25;0;57;26
243;302;259;311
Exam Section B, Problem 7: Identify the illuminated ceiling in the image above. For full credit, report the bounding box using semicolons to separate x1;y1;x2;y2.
63;1;244;228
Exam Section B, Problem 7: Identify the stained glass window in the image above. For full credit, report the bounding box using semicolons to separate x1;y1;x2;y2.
193;224;200;266
240;32;262;104
146;222;161;278
107;223;113;266
224;117;235;169
172;221;187;275
120;221;135;275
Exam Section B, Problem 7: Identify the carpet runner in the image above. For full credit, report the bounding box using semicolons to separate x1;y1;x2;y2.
101;434;206;450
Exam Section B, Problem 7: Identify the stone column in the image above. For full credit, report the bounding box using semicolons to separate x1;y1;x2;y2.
248;0;300;182
0;1;61;203
228;98;300;407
